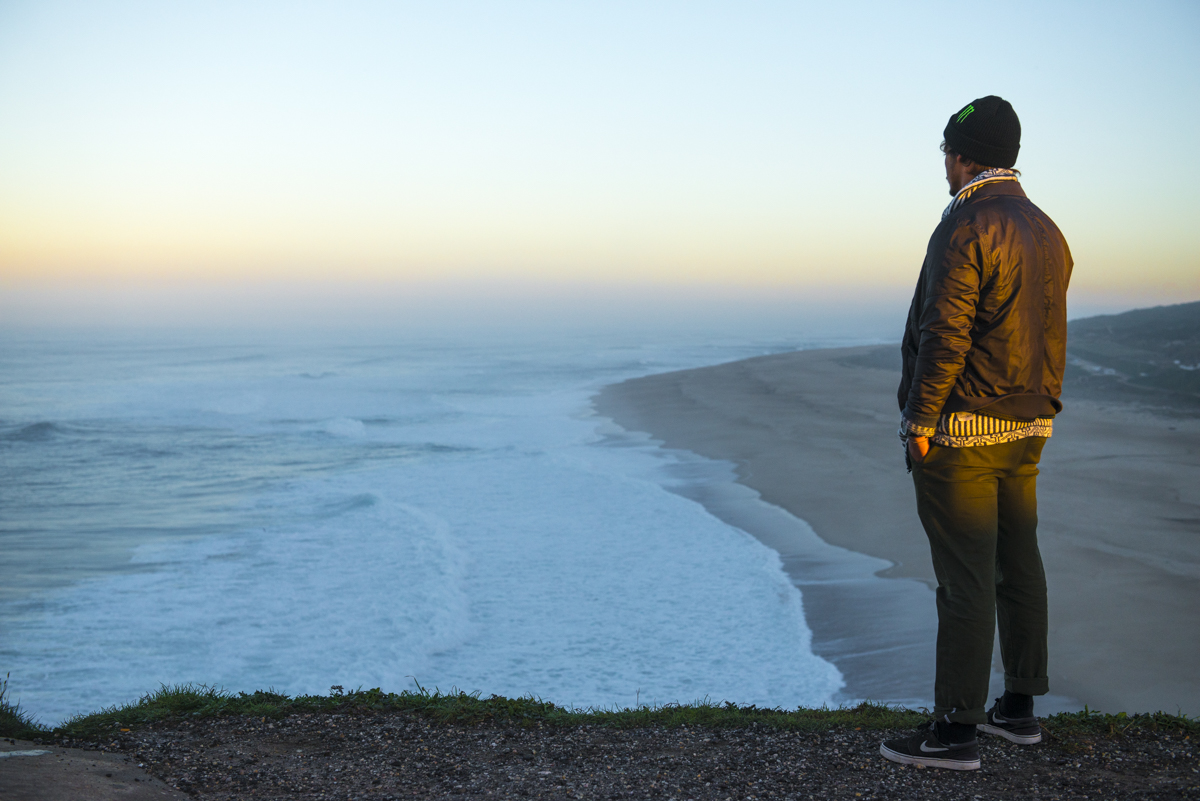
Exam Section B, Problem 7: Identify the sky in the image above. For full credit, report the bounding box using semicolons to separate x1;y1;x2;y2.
0;0;1197;327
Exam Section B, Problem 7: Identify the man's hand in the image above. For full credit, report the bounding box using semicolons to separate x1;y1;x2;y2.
907;435;930;462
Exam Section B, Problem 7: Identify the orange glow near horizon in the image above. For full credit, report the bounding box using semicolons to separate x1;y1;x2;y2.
1;2;1197;308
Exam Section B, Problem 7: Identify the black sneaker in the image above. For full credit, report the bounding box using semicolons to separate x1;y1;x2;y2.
879;722;981;770
978;698;1042;744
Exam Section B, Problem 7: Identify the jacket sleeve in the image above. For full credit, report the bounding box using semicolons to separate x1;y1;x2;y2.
901;221;985;429
897;288;920;412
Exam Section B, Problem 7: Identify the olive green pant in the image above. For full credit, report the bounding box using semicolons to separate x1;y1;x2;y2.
911;437;1050;724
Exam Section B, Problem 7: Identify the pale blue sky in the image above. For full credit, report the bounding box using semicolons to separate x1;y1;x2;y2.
0;0;1196;323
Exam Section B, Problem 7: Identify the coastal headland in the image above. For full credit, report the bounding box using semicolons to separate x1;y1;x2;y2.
594;304;1200;717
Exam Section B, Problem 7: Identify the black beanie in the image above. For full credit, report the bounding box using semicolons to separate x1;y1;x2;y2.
943;96;1021;168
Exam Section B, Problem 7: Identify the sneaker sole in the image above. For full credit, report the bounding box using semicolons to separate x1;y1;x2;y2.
879;743;980;771
978;722;1042;745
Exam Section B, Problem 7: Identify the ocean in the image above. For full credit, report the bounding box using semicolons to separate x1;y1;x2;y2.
0;324;876;725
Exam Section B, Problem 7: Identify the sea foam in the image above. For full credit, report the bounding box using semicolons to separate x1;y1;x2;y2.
0;332;846;724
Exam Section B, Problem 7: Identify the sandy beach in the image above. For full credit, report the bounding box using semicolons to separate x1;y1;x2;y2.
595;344;1200;716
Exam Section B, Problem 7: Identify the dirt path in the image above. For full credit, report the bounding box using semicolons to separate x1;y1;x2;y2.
0;737;185;800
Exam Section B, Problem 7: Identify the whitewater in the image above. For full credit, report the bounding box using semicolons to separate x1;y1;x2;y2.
1;326;866;725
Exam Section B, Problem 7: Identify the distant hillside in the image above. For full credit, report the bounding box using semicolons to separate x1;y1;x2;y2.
1065;300;1200;410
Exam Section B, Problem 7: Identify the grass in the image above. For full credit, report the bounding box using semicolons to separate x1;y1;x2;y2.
0;673;48;740
4;680;1196;743
50;684;930;740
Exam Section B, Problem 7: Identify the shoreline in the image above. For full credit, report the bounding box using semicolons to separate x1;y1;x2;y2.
594;344;1200;716
593;423;938;709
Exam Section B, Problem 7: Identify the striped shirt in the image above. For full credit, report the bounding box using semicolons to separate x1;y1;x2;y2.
900;411;1054;448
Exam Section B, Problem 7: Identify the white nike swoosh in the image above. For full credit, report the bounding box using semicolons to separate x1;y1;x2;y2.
993;712;1010;723
919;741;949;753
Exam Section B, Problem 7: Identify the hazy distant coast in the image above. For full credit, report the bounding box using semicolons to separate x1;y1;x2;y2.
595;301;1200;716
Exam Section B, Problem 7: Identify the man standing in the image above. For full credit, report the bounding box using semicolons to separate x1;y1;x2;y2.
880;96;1073;771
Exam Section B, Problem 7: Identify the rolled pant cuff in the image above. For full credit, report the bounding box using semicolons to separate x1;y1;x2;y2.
933;706;987;725
1005;675;1049;696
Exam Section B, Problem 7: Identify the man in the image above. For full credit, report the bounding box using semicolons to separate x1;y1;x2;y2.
880;95;1073;771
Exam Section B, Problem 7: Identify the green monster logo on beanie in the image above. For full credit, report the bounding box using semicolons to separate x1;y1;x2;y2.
956;105;975;124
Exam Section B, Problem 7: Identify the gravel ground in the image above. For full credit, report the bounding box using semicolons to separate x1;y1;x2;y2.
56;711;1199;800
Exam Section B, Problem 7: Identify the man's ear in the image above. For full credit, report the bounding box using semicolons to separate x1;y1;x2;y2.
955;153;978;172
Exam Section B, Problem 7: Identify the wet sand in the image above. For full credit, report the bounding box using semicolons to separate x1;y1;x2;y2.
594;345;1200;715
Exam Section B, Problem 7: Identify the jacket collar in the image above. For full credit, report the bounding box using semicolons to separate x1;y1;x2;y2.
942;169;1024;218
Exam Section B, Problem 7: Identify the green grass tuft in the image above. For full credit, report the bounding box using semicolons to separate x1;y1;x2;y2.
8;679;1195;743
1043;707;1200;740
56;683;929;739
0;673;50;739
